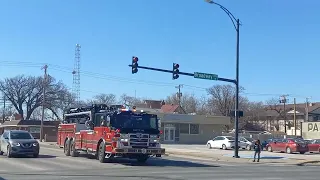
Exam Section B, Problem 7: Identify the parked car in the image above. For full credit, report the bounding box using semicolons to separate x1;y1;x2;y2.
207;136;235;150
239;137;255;150
262;138;276;150
266;138;308;154
0;130;40;158
307;139;320;152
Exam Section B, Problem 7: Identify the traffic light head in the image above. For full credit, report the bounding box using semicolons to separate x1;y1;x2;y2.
132;56;139;74
172;63;179;80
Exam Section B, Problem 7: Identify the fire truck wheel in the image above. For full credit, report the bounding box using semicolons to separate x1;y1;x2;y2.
137;155;149;163
98;142;106;163
98;142;112;163
64;139;71;156
70;140;79;157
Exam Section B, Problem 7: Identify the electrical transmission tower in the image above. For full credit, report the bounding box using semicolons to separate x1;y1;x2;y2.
72;44;81;105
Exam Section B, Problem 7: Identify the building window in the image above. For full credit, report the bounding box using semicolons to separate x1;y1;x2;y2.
179;124;189;134
179;123;200;134
190;124;199;134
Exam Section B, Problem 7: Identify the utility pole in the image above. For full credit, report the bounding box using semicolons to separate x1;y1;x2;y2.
40;65;48;142
305;97;311;122
175;84;183;106
279;95;289;133
293;98;296;136
2;92;5;123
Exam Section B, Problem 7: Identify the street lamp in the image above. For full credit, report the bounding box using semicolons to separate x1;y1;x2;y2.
205;0;241;158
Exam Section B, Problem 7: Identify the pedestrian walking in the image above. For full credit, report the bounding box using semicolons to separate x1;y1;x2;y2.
253;139;262;162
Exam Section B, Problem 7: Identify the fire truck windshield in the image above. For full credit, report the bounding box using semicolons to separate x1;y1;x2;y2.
111;114;159;133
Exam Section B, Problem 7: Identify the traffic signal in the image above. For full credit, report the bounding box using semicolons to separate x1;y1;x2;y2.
132;56;138;74
172;63;179;79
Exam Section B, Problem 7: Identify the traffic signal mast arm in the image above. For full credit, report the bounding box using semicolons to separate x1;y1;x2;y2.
128;64;236;84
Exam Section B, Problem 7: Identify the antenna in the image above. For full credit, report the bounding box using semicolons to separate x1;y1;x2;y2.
72;44;81;106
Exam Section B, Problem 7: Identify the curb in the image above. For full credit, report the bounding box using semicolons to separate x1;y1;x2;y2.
296;161;320;166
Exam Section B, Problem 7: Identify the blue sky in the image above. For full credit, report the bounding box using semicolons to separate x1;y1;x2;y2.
0;0;319;104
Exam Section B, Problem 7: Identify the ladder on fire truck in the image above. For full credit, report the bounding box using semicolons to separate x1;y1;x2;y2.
62;104;126;131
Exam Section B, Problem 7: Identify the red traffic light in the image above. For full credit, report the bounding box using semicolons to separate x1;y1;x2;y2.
173;63;179;69
132;56;139;62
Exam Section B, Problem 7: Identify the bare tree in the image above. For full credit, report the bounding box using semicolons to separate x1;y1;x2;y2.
118;94;142;107
0;75;72;120
241;101;266;131
265;98;283;131
165;93;200;114
90;93;116;105
206;84;266;131
206;84;247;116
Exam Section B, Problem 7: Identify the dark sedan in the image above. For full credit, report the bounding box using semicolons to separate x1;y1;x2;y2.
0;130;39;158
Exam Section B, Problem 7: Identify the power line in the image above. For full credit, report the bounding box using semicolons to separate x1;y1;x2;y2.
0;61;316;99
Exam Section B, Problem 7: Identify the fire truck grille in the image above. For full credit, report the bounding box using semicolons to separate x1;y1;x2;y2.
129;133;149;147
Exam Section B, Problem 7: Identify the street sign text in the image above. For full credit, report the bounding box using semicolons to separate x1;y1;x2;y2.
194;72;218;80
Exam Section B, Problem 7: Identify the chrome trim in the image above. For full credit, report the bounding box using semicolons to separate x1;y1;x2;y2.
128;133;149;147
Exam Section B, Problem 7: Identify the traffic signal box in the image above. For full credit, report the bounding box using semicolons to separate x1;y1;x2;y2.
172;63;179;79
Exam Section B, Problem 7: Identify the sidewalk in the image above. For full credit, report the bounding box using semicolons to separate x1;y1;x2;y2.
39;142;320;165
161;144;320;165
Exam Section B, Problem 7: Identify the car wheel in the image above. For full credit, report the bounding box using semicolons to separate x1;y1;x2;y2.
222;144;227;150
299;151;305;154
6;145;12;158
246;145;251;151
207;143;212;149
286;147;292;154
267;146;272;152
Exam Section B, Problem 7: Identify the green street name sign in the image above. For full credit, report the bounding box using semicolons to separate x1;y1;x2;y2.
194;72;218;80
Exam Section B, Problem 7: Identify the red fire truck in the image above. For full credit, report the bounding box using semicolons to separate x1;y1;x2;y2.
57;104;165;163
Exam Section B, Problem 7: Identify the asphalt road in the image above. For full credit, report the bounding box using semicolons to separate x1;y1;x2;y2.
0;146;319;180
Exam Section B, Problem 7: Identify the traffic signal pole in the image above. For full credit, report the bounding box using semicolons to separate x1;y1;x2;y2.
128;64;236;84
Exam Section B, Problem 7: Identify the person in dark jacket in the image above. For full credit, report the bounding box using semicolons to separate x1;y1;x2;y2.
253;139;262;162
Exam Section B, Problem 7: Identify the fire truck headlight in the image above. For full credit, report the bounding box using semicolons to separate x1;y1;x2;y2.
120;138;128;142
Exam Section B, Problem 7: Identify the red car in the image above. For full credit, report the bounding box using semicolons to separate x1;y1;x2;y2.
307;139;320;152
266;138;308;154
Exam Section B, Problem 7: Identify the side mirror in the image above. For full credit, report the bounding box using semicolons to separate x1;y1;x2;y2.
4;137;8;140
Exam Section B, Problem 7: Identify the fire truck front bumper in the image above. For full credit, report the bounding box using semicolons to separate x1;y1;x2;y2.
114;148;165;155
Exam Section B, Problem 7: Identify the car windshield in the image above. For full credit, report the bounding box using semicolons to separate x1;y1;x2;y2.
226;137;235;141
111;114;158;130
10;132;33;139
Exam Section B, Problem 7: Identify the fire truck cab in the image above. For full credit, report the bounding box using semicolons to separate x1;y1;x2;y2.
57;104;165;163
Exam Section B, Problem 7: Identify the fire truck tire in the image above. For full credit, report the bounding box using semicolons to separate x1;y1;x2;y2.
70;140;79;157
64;139;71;156
137;155;149;163
98;142;113;163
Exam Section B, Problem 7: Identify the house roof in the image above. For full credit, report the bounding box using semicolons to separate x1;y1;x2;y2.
135;99;165;109
161;104;179;113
